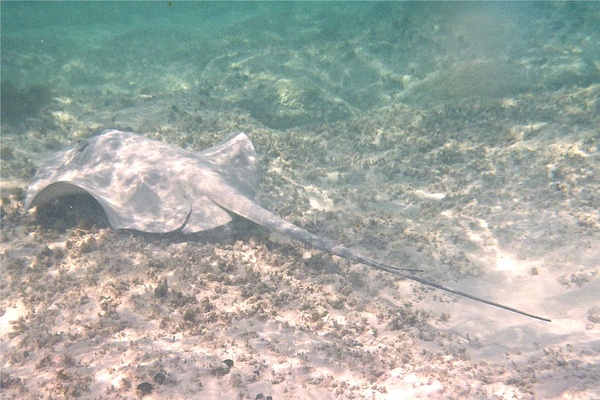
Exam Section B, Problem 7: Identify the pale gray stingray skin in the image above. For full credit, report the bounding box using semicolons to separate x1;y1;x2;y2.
26;129;550;322
26;129;259;233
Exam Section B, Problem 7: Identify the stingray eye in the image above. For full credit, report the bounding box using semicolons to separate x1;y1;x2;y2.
76;139;89;152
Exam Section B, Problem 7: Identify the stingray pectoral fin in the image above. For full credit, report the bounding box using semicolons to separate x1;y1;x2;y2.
198;132;256;169
26;181;140;230
198;132;260;200
88;181;191;233
26;181;89;209
27;180;192;233
94;195;193;233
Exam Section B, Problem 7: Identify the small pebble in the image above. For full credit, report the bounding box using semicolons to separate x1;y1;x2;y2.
223;359;234;368
154;372;166;384
137;382;153;396
254;394;273;400
588;306;600;323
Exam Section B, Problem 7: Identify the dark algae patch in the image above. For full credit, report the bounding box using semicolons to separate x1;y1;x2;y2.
0;81;54;127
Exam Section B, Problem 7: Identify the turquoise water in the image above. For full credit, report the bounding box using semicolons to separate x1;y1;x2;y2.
2;2;598;130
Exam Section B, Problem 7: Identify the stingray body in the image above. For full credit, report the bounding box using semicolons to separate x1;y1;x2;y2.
26;129;549;322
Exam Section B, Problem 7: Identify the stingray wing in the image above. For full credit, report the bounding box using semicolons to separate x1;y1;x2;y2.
196;132;259;200
26;130;234;233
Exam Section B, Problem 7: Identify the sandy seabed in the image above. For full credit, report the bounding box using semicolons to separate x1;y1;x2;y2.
1;3;599;399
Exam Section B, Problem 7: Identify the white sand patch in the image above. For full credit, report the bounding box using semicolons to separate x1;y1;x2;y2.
305;185;336;212
414;190;447;201
0;301;28;338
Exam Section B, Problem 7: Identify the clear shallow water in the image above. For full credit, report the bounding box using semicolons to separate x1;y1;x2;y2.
1;2;600;399
2;2;598;130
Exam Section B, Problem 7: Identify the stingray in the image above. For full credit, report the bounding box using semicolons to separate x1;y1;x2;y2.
26;129;550;322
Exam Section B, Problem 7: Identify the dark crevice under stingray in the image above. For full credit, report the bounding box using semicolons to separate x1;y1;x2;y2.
26;129;550;322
